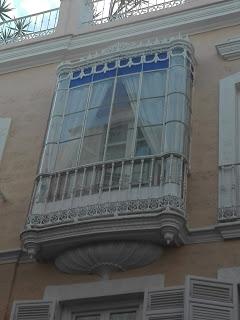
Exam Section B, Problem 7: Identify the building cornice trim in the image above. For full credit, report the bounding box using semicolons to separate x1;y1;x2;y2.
0;248;32;265
216;37;240;60
0;0;239;74
1;221;240;264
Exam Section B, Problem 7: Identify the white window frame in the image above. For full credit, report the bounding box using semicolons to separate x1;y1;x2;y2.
219;71;240;221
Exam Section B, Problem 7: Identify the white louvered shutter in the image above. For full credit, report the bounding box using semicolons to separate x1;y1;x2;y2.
10;300;57;320
143;286;184;320
184;276;239;320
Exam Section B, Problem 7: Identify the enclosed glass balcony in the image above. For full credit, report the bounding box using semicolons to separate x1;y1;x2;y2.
22;41;195;272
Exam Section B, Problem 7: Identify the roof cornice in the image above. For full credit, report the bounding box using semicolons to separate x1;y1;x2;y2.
0;0;239;74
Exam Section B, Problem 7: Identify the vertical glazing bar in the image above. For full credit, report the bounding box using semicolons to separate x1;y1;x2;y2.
99;164;105;195
47;11;51;31
129;160;134;190
160;157;164;186
71;169;78;199
139;159;144;189
39;12;45;32
53;173;60;201
89;165;96;195
33;15;38;33
183;162;188;210
119;161;124;190
45;175;52;208
62;171;69;200
54;9;59;29
80;168;86;198
149;157;155;187
109;162;115;192
231;165;236;212
169;154;174;183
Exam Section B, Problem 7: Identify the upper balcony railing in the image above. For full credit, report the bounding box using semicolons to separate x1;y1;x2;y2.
92;0;186;24
0;8;59;45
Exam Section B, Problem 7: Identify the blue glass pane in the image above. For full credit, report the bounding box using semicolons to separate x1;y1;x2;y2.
93;69;116;81
132;56;141;64
143;59;169;71
145;54;155;62
84;67;92;75
96;64;104;72
117;64;142;76
158;52;168;60
70;74;93;88
107;61;116;69
73;71;80;78
120;58;129;67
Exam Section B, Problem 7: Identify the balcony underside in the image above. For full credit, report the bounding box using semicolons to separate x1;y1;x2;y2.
22;154;189;274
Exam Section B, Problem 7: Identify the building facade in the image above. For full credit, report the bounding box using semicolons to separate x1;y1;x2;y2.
0;0;240;319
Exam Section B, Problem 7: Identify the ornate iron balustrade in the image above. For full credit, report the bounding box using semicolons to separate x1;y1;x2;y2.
27;153;187;227
0;8;59;45
92;0;186;24
219;163;240;222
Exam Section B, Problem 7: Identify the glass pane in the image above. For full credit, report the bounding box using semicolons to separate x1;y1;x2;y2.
90;79;114;108
41;143;58;173
141;70;166;98
80;134;105;165
64;171;75;199
47;116;62;143
164;122;188;155
110;312;136;320
57;77;69;90
168;66;187;94
136;126;162;155
52;90;68;116
114;75;139;106
84;107;110;136
55;139;80;170
60;112;85;142
65;85;89;114
170;55;184;66
108;124;128;144
105;128;134;160
105;144;126;160
34;177;50;204
139;97;164;126
167;94;189;123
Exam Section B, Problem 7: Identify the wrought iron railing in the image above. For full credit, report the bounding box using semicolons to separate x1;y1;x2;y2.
219;163;240;221
92;0;186;24
0;8;59;45
27;154;187;226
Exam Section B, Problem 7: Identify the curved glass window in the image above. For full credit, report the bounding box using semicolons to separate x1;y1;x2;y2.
41;47;194;173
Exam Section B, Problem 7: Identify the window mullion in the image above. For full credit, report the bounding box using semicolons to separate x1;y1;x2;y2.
161;57;170;155
131;70;143;158
76;83;93;166
52;74;71;172
103;74;118;161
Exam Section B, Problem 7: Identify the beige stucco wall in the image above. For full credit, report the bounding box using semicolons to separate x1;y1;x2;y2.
0;11;240;319
0;64;57;250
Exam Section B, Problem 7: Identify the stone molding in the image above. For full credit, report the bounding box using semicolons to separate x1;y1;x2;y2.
44;274;164;300
2;221;240;265
55;241;162;275
216;37;240;61
0;0;239;74
26;196;185;228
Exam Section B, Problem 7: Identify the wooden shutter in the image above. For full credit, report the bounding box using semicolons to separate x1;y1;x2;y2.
10;301;57;320
184;276;239;320
143;286;184;320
